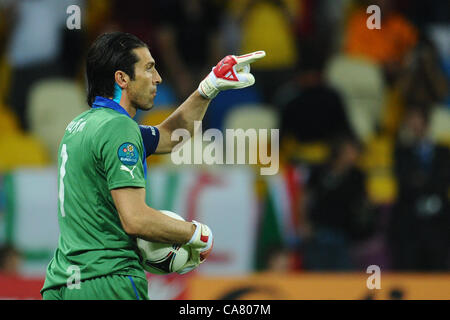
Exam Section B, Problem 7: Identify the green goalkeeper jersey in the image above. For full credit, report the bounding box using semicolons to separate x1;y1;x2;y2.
42;97;150;292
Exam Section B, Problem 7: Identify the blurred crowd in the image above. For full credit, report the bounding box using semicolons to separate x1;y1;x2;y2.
0;0;449;273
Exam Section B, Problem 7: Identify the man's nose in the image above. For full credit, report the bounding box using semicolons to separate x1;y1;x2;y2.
154;69;162;84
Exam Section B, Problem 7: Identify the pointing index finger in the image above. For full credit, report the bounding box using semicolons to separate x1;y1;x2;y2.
234;51;266;66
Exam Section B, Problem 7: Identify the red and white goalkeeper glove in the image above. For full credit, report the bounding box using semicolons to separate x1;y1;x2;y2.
198;51;266;99
177;220;214;275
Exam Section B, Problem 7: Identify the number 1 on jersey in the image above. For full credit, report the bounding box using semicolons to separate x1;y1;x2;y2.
59;144;68;217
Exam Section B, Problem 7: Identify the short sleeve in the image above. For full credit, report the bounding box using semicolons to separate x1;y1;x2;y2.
96;117;146;190
139;125;160;156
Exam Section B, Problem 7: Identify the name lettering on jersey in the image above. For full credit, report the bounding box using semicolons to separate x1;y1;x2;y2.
120;165;136;179
66;118;87;134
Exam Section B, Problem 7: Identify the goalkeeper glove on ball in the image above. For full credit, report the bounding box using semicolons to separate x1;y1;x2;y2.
177;220;213;274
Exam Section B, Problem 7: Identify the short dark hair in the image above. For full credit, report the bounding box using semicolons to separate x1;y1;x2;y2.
86;32;148;106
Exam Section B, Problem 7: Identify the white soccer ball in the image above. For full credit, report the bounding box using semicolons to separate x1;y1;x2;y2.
137;210;190;275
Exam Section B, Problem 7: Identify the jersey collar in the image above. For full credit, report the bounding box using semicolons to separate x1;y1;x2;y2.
92;96;132;119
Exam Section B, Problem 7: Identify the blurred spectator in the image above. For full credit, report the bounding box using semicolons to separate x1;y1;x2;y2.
344;0;418;84
5;0;85;131
278;37;355;144
0;244;22;275
398;36;449;110
378;35;448;141
301;135;374;270
231;0;300;103
294;0;353;55
389;106;450;271
154;0;225;101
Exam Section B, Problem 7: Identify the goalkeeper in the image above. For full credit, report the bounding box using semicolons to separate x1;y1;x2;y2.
41;32;264;300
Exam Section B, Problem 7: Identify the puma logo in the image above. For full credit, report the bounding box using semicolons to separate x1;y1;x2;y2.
120;165;136;179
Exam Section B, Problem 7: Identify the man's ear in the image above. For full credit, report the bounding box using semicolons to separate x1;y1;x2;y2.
114;71;129;89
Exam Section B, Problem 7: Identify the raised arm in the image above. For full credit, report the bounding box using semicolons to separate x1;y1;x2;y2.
152;51;266;154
